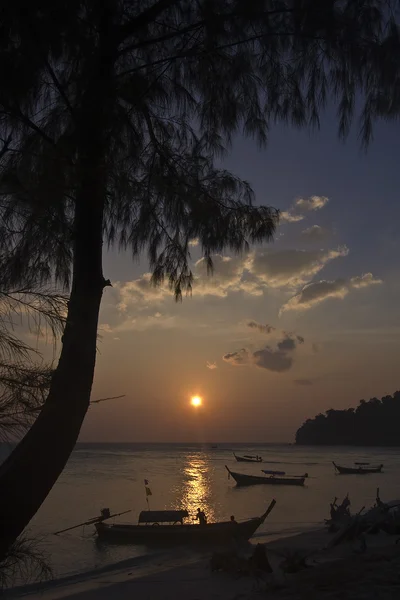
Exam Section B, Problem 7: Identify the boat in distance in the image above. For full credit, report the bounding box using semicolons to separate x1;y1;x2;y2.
226;466;307;487
333;462;383;475
95;502;276;545
233;452;262;463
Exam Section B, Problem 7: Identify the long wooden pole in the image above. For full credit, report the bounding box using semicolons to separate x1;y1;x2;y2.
54;509;131;535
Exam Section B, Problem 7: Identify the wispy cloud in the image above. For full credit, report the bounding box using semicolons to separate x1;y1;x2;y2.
280;211;305;223
251;246;349;288
114;246;348;308
280;273;383;313
223;348;250;366
301;224;331;242
223;333;304;373
295;196;329;212
247;320;276;334
281;195;329;223
206;361;218;370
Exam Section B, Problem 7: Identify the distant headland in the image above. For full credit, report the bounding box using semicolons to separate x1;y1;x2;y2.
295;390;400;446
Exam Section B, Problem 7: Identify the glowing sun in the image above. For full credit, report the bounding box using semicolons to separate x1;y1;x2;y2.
191;395;202;407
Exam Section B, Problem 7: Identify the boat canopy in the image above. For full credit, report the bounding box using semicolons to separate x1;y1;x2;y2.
262;469;286;476
138;510;189;524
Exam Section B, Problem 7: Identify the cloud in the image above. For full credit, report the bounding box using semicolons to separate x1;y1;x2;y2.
251;246;348;288
281;196;329;223
295;196;329;212
301;225;331;242
206;361;218;370
277;337;297;351
110;313;181;333
122;246;347;302
280;273;383;313
280;211;305;223
116;274;168;310
223;348;251;366
114;242;348;309
247;320;275;334
253;347;294;371
223;333;304;373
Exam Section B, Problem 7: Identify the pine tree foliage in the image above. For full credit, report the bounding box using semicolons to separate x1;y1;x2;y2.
2;0;399;294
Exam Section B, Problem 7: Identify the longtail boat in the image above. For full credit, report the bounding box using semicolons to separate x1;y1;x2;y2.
95;501;276;545
226;465;307;487
333;462;383;475
233;452;262;463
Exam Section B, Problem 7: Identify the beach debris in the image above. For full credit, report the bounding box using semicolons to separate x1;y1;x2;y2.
325;494;351;532
210;544;272;578
210;551;249;576
249;544;273;574
272;548;313;574
326;488;400;550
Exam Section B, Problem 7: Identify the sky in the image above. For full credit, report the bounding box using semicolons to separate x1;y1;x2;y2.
78;111;400;443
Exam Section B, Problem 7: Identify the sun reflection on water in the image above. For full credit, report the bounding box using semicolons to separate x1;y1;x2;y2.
172;453;216;523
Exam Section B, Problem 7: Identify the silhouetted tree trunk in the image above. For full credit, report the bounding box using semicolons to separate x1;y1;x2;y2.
0;8;116;559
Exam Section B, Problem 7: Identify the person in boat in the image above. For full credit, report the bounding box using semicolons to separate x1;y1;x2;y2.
196;508;207;526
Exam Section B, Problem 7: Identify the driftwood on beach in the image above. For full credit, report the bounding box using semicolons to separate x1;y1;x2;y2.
211;544;273;578
325;489;400;549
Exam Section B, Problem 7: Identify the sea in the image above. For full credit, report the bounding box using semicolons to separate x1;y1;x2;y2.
3;443;400;580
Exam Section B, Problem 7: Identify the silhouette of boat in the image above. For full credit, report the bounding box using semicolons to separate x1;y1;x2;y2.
95;502;276;545
233;452;262;463
333;461;383;474
226;466;307;486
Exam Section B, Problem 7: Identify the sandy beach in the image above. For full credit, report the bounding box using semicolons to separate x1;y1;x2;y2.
7;526;400;600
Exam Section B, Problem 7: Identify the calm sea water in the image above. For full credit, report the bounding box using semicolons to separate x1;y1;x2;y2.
4;443;400;578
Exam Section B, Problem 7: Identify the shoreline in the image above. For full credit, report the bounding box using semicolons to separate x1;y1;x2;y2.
5;527;322;598
8;525;400;600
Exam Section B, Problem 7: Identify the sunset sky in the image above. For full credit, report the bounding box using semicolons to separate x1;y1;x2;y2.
79;111;400;443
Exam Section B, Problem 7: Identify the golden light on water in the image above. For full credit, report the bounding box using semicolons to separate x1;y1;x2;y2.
190;395;202;407
173;454;216;523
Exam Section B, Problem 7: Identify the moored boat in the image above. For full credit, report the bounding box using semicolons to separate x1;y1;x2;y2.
95;501;276;545
233;452;262;463
333;462;383;475
226;465;307;487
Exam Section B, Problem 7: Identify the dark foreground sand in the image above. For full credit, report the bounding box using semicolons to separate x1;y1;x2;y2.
8;529;400;600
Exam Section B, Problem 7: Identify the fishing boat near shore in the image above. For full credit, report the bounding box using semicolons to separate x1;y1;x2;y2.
95;501;276;545
233;452;262;463
333;461;384;475
226;465;307;487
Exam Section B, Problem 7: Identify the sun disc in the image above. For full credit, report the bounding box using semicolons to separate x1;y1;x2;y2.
191;396;202;407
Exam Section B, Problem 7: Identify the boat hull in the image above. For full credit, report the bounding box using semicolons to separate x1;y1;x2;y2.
96;518;264;545
333;462;383;475
234;454;262;463
226;467;305;487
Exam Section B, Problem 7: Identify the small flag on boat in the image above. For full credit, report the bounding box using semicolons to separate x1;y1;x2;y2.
144;479;152;496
